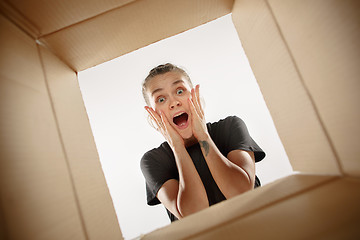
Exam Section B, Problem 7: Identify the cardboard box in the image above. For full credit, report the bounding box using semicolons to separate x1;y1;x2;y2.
0;0;359;239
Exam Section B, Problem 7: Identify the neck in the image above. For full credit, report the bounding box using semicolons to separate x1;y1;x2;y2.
184;135;198;148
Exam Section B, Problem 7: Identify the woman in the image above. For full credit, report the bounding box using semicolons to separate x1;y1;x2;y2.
141;63;265;222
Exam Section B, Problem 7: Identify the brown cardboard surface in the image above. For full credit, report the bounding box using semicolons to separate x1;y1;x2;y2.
38;0;234;71
1;0;359;239
187;177;360;240
0;14;86;240
231;0;341;175
0;12;44;92
1;0;135;36
0;0;40;38
141;174;336;239
0;211;4;240
268;0;360;176
39;45;123;240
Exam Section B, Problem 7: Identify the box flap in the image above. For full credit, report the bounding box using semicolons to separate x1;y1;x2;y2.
267;0;360;177
0;14;87;240
1;0;135;36
231;0;342;175
141;174;344;239
38;0;234;71
182;177;360;239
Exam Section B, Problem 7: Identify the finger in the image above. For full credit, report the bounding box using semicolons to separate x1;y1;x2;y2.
188;97;200;119
158;112;168;136
145;106;160;123
159;111;176;137
191;85;203;118
190;88;199;112
148;108;169;137
145;106;163;130
159;111;169;129
160;111;177;132
195;85;204;117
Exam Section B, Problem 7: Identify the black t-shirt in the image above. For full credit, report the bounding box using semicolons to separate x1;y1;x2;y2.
140;116;265;221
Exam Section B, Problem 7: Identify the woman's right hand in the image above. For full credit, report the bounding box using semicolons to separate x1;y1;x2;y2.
145;106;184;150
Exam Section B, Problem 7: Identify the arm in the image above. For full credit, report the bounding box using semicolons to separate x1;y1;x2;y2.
198;136;255;199
189;86;256;199
158;143;208;219
157;149;209;219
145;107;208;219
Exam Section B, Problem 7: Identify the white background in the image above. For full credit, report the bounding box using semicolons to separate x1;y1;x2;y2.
78;14;293;240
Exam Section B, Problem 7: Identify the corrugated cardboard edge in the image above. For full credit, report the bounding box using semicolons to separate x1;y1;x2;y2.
140;174;348;239
186;176;360;240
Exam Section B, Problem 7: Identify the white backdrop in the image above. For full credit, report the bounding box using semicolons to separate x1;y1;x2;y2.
78;14;293;240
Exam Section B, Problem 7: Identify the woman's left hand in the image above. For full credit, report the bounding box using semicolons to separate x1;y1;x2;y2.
189;85;209;140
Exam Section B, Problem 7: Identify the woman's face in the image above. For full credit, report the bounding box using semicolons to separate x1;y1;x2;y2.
146;71;193;140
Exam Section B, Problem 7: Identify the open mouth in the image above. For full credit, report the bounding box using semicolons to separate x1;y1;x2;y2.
173;112;188;127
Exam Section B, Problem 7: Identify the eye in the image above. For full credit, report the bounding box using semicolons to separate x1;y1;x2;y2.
157;97;165;103
177;89;184;95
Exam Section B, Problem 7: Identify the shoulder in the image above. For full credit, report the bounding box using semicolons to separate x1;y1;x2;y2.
207;115;245;133
140;142;173;170
206;116;243;152
210;115;243;126
141;142;169;162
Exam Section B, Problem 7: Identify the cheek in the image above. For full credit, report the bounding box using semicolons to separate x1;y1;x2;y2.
181;92;190;102
183;94;191;109
153;107;161;116
154;106;167;117
150;101;161;112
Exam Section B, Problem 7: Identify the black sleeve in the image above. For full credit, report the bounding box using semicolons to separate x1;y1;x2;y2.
140;144;178;206
214;116;265;163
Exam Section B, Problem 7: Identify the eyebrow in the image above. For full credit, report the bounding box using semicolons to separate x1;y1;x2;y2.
151;79;185;97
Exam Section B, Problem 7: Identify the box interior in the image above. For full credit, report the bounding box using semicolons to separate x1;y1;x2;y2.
1;0;359;239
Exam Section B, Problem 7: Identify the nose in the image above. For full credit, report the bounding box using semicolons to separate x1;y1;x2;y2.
169;98;181;109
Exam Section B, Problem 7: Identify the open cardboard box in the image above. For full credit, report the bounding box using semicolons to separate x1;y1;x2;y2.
1;0;359;239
